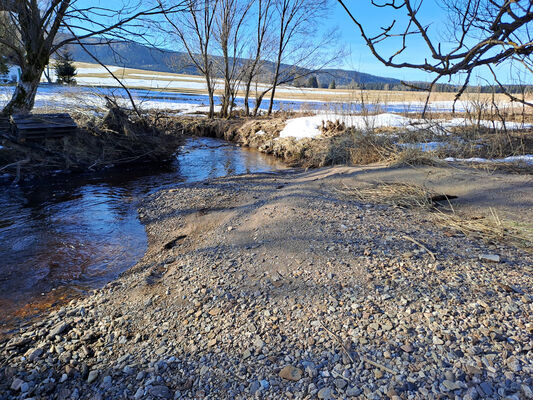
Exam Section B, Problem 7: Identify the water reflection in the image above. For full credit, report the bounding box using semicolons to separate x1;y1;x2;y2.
0;137;285;331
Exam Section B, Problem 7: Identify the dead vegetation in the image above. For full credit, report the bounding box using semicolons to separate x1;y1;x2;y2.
0;105;184;181
340;181;533;250
166;108;532;171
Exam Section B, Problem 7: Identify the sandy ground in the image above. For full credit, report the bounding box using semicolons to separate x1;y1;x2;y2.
1;165;532;400
321;165;533;225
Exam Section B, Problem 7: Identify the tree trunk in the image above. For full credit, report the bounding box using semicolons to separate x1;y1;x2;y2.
1;64;44;116
252;91;268;116
206;82;215;119
267;59;281;116
244;84;251;115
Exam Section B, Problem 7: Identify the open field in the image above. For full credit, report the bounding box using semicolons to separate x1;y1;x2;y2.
47;61;533;107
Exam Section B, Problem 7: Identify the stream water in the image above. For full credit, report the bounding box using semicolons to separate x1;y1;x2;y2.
0;137;286;332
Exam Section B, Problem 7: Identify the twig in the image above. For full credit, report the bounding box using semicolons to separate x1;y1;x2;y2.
319;320;355;364
402;235;436;261
361;357;398;375
318;321;398;375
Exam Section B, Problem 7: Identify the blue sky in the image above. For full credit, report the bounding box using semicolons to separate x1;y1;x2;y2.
327;1;531;85
68;0;531;85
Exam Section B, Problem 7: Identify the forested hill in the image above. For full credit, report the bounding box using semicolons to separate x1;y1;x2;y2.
61;36;401;88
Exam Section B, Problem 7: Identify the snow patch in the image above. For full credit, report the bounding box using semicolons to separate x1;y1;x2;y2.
279;113;532;140
445;155;533;165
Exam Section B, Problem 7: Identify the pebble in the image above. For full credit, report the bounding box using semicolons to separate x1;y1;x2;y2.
279;365;302;381
87;370;99;384
317;387;333;399
149;385;172;399
479;254;500;263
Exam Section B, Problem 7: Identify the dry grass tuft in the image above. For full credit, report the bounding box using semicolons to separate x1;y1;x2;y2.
388;148;445;168
341;181;533;250
339;181;437;209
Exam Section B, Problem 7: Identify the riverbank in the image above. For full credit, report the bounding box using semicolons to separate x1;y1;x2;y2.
175;112;533;172
1;164;532;399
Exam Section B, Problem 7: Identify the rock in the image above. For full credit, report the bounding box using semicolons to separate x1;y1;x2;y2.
318;387;333;399
279;365;302;381
149;385;172;398
521;385;533;398
466;365;482;375
20;382;30;393
400;344;413;353
463;387;479;400
442;380;462;391
335;378;348;390
102;375;112;388
10;378;24;391
479;382;493;396
253;337;265;349
507;358;521;372
433;336;444;345
305;365;317;378
28;347;44;362
49;322;70;337
242;349;252;360
249;381;261;394
479;254;500;263
87;370;99;384
134;387;144;400
260;380;270;390
346;387;362;397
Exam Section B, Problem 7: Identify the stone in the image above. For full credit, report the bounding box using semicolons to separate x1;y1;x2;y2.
49;322;70;337
249;381;261;394
466;365;482;375
149;385;172;399
442;380;462;391
480;382;494;396
400;344;413;353
10;378;24;391
335;378;348;390
346;387;362;397
318;387;333;399
87;370;99;384
279;365;302;381
521;385;533;398
28;347;44;362
463;387;479;400
433;336;444;345
253;337;265;349
479;254;500;263
260;380;270;390
134;387;144;400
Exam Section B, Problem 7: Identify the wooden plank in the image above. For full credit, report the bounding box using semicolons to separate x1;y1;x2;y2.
13;113;78;141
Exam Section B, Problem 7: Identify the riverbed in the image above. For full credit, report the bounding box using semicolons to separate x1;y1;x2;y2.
0;137;286;333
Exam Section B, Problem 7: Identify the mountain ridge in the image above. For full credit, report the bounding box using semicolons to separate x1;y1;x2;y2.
61;37;401;87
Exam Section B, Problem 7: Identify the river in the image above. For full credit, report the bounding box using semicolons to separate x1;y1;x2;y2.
0;137;286;333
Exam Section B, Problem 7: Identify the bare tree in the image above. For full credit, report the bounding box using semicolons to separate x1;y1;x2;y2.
338;0;533;111
215;0;254;118
0;0;184;116
162;0;220;119
241;0;275;115
257;0;336;115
